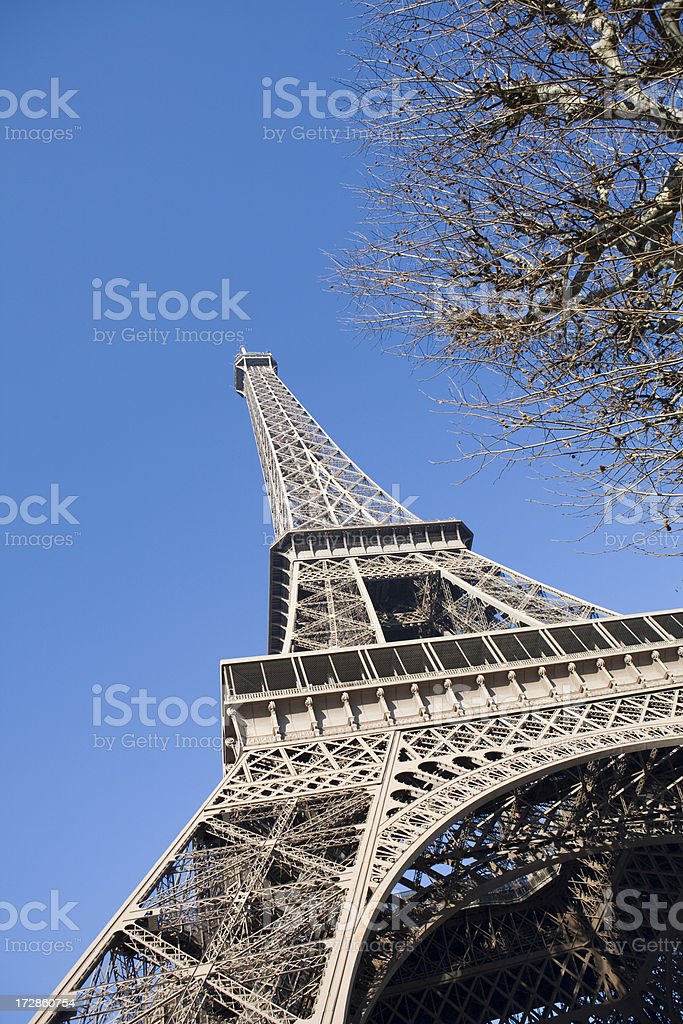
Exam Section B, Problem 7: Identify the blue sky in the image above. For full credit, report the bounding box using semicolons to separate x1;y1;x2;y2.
1;1;681;1008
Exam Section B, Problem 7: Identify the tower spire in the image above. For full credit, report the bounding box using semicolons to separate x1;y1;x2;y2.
236;351;608;654
234;351;418;539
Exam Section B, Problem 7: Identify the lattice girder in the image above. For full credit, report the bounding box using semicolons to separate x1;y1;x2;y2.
31;355;683;1024
234;354;609;653
350;748;683;1021
364;840;683;1024
235;353;418;539
267;533;612;655
33;661;683;1024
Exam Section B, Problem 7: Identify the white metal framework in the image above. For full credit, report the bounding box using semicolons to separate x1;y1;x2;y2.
234;353;609;654
32;353;683;1024
234;352;417;538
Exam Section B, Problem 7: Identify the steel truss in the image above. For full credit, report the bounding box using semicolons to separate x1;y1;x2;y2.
32;353;683;1024
234;354;608;653
33;670;683;1024
234;352;417;539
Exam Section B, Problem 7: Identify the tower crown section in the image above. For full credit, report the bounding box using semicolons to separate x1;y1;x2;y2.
235;351;609;656
234;351;278;396
234;350;419;540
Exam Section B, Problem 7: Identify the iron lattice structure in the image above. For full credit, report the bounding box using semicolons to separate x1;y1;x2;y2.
34;352;683;1024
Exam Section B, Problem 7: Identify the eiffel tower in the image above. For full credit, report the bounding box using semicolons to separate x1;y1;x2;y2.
34;351;683;1024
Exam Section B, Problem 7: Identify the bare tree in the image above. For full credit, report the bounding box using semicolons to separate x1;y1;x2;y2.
338;0;683;551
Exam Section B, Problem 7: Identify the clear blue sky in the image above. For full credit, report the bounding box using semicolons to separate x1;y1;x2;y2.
1;1;680;1009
